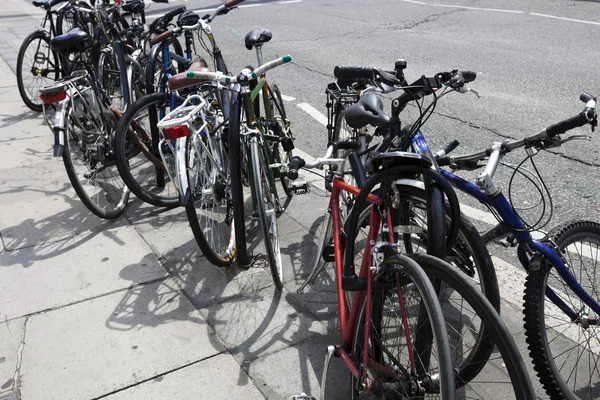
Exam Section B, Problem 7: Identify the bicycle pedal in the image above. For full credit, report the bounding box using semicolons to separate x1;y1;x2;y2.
322;244;335;263
288;393;316;400
291;180;309;195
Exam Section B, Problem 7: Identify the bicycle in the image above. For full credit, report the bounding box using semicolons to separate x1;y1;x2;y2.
39;28;130;218
114;2;240;208
185;55;292;287
16;0;94;112
279;143;535;399
428;94;599;399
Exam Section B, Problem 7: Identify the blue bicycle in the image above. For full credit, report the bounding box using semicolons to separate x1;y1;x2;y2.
388;69;599;399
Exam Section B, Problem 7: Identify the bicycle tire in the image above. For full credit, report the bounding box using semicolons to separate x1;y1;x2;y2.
228;88;250;266
411;253;536;399
350;255;455;399
16;31;60;112
250;136;284;289
344;174;500;387
268;83;294;197
524;220;600;400
98;49;125;111
184;113;236;267
114;92;180;207
62;101;129;219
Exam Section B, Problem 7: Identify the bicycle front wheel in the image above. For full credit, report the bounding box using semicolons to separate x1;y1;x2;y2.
268;83;294;196
185;121;236;267
524;220;600;400
351;255;455;399
62;102;129;219
250;136;283;289
16;31;60;112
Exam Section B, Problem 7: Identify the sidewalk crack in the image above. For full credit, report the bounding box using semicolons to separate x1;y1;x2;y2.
2;317;29;398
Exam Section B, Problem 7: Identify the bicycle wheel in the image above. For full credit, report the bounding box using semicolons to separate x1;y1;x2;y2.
350;255;455;399
228;88;250;265
267;83;294;196
250;136;283;289
114;92;179;207
185;114;236;267
98;49;125;111
524;220;600;400
344;172;500;387
411;253;536;399
16;31;60;112
62;101;129;219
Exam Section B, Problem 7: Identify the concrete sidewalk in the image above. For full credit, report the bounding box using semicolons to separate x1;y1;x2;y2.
0;1;545;399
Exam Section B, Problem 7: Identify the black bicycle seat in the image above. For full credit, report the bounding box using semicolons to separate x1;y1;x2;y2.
51;27;92;52
245;28;272;50
344;93;390;129
177;10;200;27
122;0;145;14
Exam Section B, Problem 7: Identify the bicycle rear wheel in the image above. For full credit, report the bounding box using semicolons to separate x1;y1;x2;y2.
524;220;600;400
114;93;179;207
16;31;60;112
62;102;129;219
250;136;283;289
267;83;294;196
350;255;455;399
185;118;236;267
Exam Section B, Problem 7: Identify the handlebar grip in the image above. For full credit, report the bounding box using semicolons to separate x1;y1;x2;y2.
48;0;63;7
164;5;187;21
287;156;305;180
462;71;476;83
546;112;589;137
442;139;460;155
150;30;173;46
581;93;595;103
225;0;245;7
151;0;169;3
250;55;292;79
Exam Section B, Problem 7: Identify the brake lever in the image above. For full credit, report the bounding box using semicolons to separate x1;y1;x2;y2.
561;134;593;144
458;86;481;98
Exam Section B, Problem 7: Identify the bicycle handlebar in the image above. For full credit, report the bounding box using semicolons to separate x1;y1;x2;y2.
436;95;597;169
185;55;292;84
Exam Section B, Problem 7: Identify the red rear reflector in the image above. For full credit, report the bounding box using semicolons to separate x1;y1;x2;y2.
39;91;67;104
163;125;190;140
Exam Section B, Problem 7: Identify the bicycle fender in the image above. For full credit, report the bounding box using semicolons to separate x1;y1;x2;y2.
175;138;190;206
53;127;64;157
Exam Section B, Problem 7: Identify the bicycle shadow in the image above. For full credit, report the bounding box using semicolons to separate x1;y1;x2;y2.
0;107;44;129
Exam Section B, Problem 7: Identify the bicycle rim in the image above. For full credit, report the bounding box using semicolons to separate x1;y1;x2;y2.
17;32;60;112
185;124;236;266
524;221;600;400
63;102;129;219
351;256;455;399
251;137;283;289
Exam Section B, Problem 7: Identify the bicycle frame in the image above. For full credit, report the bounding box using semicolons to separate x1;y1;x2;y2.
320;172;425;397
412;129;600;319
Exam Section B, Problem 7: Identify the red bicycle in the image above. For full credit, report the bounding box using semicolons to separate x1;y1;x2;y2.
282;142;535;399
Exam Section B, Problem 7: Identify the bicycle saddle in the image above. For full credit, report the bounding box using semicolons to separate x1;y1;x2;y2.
51;27;92;52
168;61;212;91
122;0;145;14
177;10;200;27
344;93;390;129
245;28;272;50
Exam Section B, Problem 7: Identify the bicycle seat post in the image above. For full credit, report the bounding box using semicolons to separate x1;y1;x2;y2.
255;43;264;68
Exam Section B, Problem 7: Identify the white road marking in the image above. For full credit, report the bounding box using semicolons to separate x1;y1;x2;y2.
281;94;296;101
280;0;303;3
400;1;599;25
297;103;328;126
529;12;600;26
239;3;263;8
